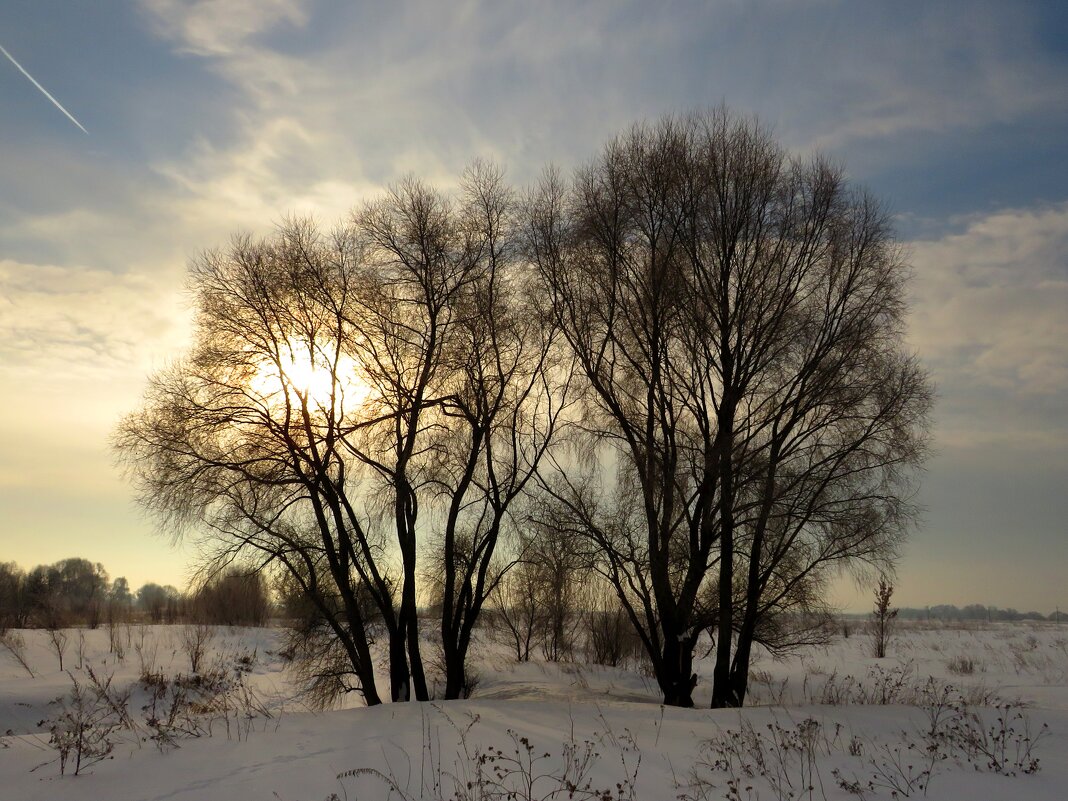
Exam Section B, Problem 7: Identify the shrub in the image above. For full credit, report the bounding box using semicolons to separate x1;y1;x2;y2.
191;569;271;626
946;656;978;676
0;631;34;677
180;624;216;673
583;587;643;668
338;707;640;801
40;671;127;775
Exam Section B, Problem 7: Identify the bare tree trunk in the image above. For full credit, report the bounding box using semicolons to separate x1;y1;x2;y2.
396;493;427;701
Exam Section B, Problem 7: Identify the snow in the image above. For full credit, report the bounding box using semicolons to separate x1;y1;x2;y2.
1;621;1065;800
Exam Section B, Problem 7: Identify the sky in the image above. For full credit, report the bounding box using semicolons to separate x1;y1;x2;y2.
0;0;1065;612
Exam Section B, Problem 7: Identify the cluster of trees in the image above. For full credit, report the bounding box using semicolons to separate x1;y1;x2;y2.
0;560;270;629
116;107;931;708
890;605;1058;622
1;559;116;629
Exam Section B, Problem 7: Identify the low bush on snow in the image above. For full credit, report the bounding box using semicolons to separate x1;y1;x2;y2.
34;647;276;775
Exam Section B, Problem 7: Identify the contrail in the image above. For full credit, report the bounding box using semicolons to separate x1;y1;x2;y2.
0;43;87;134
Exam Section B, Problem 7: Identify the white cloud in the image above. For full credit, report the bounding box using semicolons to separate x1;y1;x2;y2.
128;0;1068;242
908;203;1068;447
139;0;309;57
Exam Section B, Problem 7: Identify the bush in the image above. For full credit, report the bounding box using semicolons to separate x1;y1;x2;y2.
191;569;271;626
0;631;34;677
946;656;979;675
40;670;128;775
179;624;216;673
583;587;643;668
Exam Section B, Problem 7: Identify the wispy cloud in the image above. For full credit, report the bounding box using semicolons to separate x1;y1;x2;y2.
138;0;309;58
0;259;189;378
126;0;1068;231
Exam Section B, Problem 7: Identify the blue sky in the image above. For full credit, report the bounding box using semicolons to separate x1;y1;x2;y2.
0;0;1065;610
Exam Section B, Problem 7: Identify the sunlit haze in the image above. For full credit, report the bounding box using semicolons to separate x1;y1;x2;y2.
249;339;369;411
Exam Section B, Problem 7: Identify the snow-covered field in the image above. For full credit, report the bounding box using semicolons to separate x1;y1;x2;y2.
1;621;1065;800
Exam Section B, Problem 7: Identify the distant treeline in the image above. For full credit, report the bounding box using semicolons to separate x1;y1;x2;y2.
0;558;270;630
844;604;1062;622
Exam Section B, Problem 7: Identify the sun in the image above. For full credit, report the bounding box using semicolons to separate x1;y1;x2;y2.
248;338;369;411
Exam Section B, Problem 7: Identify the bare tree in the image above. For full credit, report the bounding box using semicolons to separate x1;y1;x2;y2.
528;107;931;707
0;631;34;677
339;163;566;700
527;521;588;663
116;163;566;705
386;163;569;699
491;556;543;662
47;626;68;672
117;221;389;702
487;524;588;665
871;577;897;658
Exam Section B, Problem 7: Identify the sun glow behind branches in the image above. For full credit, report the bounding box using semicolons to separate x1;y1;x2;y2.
248;338;370;412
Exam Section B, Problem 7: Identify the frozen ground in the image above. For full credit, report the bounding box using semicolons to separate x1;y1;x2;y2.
1;621;1065;800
